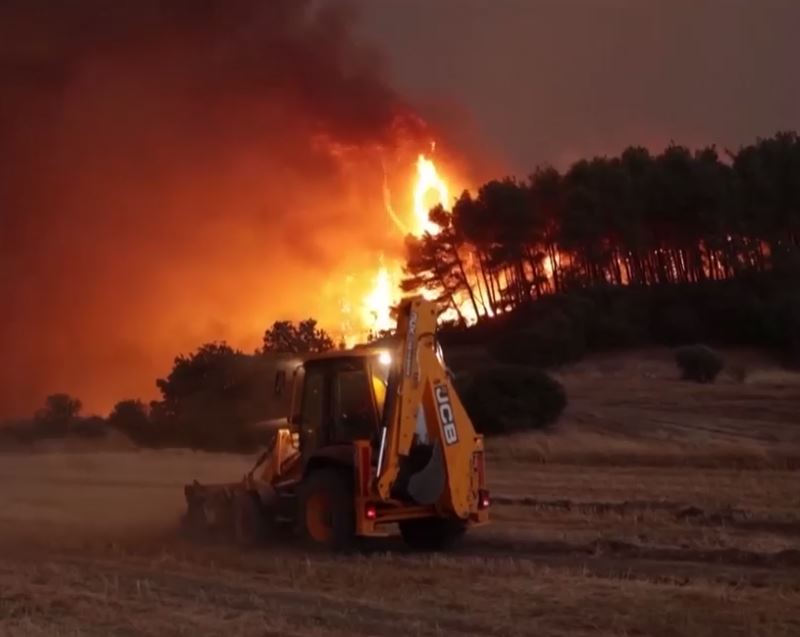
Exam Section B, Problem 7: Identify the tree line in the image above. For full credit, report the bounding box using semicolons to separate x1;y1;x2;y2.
3;131;799;450
405;131;800;321
0;320;336;451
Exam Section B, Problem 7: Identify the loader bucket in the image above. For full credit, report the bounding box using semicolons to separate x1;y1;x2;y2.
181;481;236;540
405;442;446;505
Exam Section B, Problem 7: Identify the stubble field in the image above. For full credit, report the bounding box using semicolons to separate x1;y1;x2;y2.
1;349;799;636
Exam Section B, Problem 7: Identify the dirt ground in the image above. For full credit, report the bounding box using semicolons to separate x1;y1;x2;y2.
1;349;799;636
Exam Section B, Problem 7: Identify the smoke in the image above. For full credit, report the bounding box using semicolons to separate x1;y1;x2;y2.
0;0;432;417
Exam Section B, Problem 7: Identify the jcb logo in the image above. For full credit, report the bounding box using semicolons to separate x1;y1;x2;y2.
434;384;459;446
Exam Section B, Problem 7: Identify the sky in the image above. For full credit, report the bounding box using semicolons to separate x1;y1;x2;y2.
353;0;800;171
1;0;798;419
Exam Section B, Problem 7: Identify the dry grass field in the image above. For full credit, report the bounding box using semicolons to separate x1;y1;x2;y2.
1;349;799;636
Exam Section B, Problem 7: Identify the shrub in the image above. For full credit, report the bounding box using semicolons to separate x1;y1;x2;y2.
455;366;567;436
153;343;281;451
108;399;157;445
675;344;724;383
70;416;107;438
490;311;585;367
34;393;82;436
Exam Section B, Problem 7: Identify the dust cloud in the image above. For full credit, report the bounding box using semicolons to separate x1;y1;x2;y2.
0;448;247;548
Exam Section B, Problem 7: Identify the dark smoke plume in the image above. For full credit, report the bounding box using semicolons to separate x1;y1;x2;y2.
0;0;429;417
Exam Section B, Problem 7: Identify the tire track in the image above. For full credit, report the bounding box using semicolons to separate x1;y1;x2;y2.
493;495;800;536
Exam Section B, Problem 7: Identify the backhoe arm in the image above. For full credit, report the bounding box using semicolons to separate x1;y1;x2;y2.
375;297;484;519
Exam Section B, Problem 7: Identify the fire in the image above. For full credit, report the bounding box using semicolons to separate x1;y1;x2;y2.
338;150;459;345
367;152;453;327
413;154;449;236
362;262;395;335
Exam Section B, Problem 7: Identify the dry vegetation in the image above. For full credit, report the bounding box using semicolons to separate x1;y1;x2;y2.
1;349;799;636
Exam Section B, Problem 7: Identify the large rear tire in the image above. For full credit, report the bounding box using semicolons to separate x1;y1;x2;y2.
297;468;355;551
399;517;466;551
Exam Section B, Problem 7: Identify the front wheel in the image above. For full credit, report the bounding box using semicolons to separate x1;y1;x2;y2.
399;517;467;551
297;468;355;551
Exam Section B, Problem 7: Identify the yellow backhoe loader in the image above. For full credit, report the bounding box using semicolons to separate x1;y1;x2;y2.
183;296;490;550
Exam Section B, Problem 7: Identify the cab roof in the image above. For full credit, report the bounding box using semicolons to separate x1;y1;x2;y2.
304;345;391;362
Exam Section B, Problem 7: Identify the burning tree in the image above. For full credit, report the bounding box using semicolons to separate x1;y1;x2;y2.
401;132;800;322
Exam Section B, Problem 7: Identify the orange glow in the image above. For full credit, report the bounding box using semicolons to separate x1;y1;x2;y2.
362;261;396;335
413;154;450;236
351;151;467;342
0;0;472;419
323;146;490;347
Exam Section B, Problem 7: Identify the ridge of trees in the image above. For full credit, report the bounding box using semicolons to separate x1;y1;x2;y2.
0;320;336;451
405;132;800;320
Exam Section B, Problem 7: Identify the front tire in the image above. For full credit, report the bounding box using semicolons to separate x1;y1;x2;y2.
399;517;466;551
297;468;355;551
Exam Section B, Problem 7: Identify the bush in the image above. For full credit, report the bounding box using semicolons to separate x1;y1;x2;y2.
34;393;82;436
675;344;724;383
70;416;107;439
108;399;158;445
455;366;566;436
490;311;585;368
153;343;282;451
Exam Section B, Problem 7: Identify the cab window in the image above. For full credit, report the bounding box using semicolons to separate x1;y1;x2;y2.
299;367;325;453
332;367;376;442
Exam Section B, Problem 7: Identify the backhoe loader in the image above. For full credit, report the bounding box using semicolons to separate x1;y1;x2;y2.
183;296;490;550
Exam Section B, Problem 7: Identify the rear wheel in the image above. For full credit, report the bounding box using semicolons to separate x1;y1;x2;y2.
297;468;355;551
399;517;467;551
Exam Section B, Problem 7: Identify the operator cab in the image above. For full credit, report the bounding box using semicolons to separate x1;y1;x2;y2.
294;350;392;462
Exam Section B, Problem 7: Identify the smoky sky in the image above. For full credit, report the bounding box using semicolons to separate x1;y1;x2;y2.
2;0;799;419
354;0;800;171
0;0;437;418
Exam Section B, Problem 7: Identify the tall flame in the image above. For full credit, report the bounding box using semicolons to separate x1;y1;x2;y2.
341;151;456;345
362;261;395;335
413;154;449;236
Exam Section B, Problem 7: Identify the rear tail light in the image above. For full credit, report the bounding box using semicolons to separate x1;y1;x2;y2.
478;489;490;510
365;504;377;520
